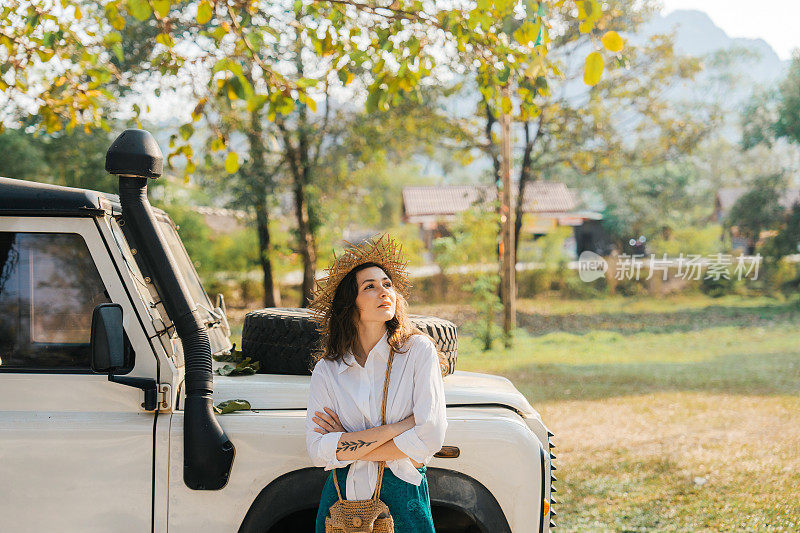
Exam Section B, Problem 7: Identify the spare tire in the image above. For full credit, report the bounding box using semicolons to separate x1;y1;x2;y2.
241;307;458;376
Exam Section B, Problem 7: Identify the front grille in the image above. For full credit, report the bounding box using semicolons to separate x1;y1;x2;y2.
548;429;557;529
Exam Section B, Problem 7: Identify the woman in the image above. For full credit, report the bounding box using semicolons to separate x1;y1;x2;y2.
305;234;448;532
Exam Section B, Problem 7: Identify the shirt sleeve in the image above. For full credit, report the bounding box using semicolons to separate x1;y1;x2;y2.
393;336;448;464
305;362;355;470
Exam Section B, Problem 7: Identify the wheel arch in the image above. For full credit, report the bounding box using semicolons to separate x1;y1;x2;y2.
237;467;511;533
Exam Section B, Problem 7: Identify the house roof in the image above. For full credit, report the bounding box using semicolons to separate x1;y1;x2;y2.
403;182;577;219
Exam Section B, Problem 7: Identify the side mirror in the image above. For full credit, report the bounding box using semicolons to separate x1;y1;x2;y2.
214;292;231;335
90;303;125;373
90;303;158;409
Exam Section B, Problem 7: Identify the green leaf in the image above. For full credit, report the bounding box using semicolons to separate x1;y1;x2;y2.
42;31;55;48
112;43;124;62
497;64;511;84
225;76;252;100
213;399;251;414
127;0;152;21
583;51;604;86
197;0;213;24
179;123;193;141
366;87;382;113
246;94;268;112
337;68;354;86
225;152;240;174
212;58;243;77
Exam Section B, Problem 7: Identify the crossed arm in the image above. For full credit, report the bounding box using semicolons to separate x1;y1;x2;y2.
306;339;447;469
312;407;423;466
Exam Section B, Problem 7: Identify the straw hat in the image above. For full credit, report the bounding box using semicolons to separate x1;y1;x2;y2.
309;233;412;339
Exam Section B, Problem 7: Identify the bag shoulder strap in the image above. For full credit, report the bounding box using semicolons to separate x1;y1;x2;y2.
331;346;395;503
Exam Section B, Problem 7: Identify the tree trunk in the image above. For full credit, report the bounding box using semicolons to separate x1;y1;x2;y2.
254;203;279;307
292;174;317;307
485;104;504;302
286;29;319;308
514;122;535;261
245;109;279;307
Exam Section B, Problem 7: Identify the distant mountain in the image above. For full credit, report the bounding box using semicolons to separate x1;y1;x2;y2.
651;10;785;76
642;10;788;105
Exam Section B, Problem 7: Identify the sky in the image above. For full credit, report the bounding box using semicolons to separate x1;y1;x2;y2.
661;0;799;60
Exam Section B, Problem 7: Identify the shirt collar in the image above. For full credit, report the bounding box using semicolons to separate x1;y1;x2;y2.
338;330;390;374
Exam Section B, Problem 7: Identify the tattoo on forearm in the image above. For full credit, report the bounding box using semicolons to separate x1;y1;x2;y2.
337;439;376;452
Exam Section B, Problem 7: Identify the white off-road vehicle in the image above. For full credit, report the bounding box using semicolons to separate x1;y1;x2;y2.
0;129;556;532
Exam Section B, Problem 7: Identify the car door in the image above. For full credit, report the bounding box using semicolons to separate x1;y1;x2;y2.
0;216;157;532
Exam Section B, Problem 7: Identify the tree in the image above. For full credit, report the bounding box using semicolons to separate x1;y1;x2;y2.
0;129;48;179
432;0;710;264
763;202;800;259
775;54;800;144
725;174;787;254
601;162;707;251
741;53;800;149
4;0;610;308
0;126;122;193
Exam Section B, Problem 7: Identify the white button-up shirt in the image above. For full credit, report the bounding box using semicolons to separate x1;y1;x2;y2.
305;330;448;501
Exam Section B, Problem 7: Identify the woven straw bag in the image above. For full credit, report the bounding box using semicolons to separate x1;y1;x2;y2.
325;349;396;533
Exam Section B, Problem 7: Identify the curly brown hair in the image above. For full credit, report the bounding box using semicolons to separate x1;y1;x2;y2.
311;262;436;370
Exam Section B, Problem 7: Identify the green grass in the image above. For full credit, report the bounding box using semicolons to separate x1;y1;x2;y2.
416;294;800;532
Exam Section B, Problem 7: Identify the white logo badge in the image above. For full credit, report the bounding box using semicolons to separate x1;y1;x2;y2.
578;251;608;282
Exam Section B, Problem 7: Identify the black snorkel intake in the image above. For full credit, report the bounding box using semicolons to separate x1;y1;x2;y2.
106;129;235;490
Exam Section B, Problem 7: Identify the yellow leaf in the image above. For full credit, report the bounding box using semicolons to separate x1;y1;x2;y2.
197;0;213;24
583;51;604;86
306;97;317;113
153;0;170;17
225;152;239;174
156;33;175;48
601;31;624;53
501;96;512;115
210;135;225;152
226;82;238;100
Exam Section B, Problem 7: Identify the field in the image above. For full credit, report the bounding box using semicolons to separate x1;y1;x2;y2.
414;295;800;532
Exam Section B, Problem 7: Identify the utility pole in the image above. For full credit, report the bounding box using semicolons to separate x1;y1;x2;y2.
500;84;515;346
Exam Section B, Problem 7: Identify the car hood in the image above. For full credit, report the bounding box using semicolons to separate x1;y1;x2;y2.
212;370;536;417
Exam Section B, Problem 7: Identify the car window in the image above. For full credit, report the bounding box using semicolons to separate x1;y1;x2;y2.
156;218;214;314
0;232;119;371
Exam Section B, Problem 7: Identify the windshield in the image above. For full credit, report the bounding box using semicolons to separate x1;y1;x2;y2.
155;217;215;314
108;215;231;360
109;218;158;310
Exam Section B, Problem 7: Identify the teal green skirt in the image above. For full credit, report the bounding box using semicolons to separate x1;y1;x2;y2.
315;464;435;533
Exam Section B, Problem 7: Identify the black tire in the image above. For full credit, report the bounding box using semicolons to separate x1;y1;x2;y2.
241;307;458;376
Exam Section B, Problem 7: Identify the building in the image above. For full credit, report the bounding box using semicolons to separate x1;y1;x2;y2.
402;182;605;256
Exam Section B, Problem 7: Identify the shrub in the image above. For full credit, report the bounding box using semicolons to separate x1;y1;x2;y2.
460;273;503;351
649;225;727;256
